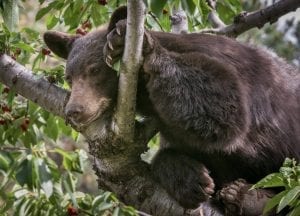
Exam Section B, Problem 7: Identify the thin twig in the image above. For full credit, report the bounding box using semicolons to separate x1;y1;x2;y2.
206;0;226;28
148;11;165;32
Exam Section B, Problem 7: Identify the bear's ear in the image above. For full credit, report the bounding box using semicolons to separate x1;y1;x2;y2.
43;31;80;59
107;6;127;32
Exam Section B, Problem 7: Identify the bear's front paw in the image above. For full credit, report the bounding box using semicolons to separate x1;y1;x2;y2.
152;151;215;209
172;164;215;209
103;19;127;67
218;179;275;216
104;19;155;68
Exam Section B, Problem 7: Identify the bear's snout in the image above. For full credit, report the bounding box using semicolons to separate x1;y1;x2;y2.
65;103;85;123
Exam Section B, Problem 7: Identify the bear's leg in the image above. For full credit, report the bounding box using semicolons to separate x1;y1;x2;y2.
218;179;275;216
151;148;215;209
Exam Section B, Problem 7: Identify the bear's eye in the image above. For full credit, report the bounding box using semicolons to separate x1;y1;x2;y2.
88;68;99;76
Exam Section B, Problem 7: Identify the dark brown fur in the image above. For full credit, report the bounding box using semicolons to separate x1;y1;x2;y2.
44;7;300;215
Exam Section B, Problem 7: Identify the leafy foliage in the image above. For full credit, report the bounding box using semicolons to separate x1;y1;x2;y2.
252;158;300;215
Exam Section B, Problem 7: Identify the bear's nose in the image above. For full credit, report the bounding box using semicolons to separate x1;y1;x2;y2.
65;104;84;121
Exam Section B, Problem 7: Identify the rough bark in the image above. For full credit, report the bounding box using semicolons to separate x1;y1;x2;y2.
201;0;300;37
0;54;67;117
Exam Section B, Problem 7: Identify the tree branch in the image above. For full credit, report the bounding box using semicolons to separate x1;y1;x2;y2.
201;0;300;37
113;1;146;143
206;0;225;29
0;54;68;117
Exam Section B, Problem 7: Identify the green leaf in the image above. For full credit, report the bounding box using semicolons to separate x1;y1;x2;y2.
98;202;114;212
15;157;33;189
283;158;295;167
90;3;107;27
46;15;59;30
92;194;105;213
63;172;78;207
121;206;138;215
35;1;58;21
0;151;13;171
55;148;86;173
48;182;64;208
150;0;168;17
113;206;120;216
43;115;59;141
19;198;34;216
263;190;288;215
199;0;211;19
13;42;35;53
182;0;196;15
277;186;300;213
1;0;19;31
22;28;40;40
289;204;300;216
37;158;54;198
252;173;285;189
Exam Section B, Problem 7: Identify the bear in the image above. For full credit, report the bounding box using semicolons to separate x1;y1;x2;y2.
44;6;300;215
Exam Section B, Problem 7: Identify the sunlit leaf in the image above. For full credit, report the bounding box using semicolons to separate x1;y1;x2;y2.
277;186;300;213
289;204;300;216
35;1;58;21
252;173;285;189
263;190;288;215
37;158;54;198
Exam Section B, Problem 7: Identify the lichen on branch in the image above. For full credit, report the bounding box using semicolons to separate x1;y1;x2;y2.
113;0;146;143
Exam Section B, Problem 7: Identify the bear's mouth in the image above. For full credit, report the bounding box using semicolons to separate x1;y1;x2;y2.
66;98;112;131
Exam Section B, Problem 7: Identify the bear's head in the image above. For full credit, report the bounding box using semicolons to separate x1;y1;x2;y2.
43;7;127;128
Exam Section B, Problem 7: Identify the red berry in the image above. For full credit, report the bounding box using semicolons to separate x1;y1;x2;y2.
24;118;30;125
20;123;28;132
0;119;6;125
42;48;51;56
76;28;87;35
98;0;107;5
163;9;168;15
82;20;92;29
1;105;11;113
20;118;30;132
2;87;10;94
15;48;21;56
67;206;78;216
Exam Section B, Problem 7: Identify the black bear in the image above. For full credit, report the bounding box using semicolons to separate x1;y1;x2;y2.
44;6;300;215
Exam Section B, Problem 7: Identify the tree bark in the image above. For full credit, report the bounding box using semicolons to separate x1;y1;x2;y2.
0;54;67;117
201;0;300;37
113;1;146;143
